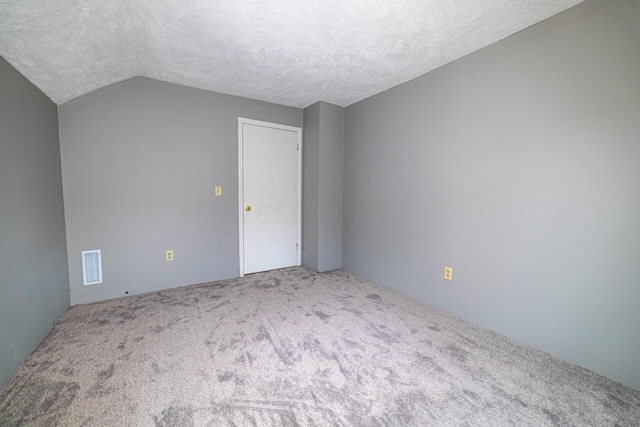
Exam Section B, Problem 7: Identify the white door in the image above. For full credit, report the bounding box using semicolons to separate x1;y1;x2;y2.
238;118;302;275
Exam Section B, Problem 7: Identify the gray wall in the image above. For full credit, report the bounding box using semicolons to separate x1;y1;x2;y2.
342;0;640;390
0;57;70;389
303;103;320;271
317;102;344;272
303;102;344;272
59;77;302;305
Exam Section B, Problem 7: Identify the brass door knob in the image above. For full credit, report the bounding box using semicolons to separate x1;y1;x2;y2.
245;206;251;211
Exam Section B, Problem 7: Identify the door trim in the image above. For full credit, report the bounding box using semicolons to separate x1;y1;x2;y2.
238;117;302;277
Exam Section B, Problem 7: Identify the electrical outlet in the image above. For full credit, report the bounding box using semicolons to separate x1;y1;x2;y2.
166;250;174;262
444;266;453;281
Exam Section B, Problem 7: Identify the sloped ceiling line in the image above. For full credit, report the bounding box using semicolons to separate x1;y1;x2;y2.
0;0;584;107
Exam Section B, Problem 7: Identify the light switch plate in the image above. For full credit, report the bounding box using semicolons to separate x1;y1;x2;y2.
215;186;222;196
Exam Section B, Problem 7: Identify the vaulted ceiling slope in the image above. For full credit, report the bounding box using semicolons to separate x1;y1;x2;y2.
0;0;584;108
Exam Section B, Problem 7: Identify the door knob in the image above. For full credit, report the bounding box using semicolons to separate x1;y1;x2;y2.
245;206;251;211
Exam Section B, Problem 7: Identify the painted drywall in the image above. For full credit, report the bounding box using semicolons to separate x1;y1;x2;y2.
342;0;640;390
59;77;302;305
302;103;320;271
317;102;344;272
302;102;344;272
0;56;70;389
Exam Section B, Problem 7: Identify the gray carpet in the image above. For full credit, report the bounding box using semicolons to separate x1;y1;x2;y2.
1;267;638;426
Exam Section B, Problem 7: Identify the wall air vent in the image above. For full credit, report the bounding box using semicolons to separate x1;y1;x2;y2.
82;250;102;286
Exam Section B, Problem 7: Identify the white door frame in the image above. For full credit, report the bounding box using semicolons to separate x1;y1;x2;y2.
238;117;302;277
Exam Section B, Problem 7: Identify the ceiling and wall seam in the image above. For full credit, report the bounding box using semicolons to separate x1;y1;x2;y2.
0;0;584;108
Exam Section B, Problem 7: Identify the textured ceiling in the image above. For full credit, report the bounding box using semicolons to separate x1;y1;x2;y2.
0;0;584;108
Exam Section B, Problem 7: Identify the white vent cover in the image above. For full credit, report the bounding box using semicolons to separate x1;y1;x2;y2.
82;250;103;286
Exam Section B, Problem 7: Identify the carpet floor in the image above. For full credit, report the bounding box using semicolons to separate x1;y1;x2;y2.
1;267;639;426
